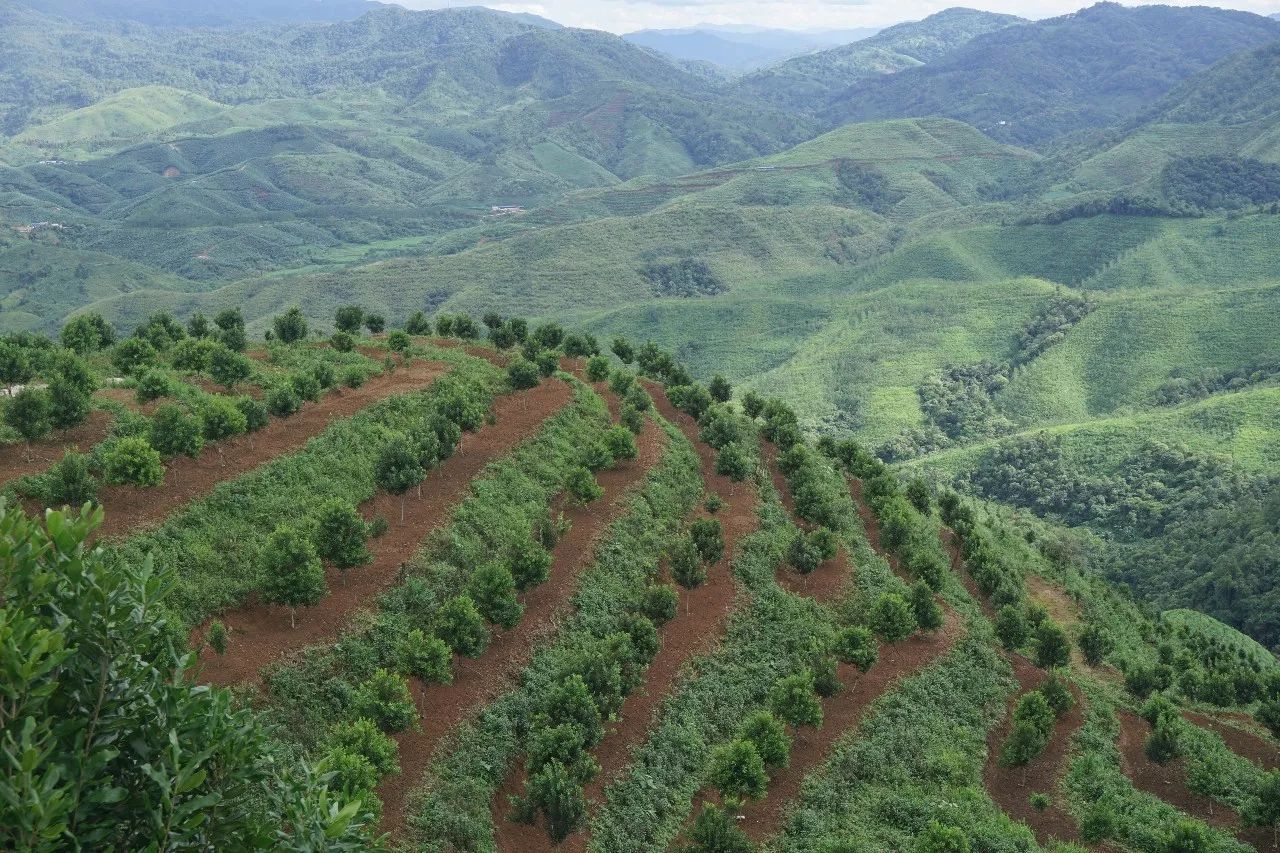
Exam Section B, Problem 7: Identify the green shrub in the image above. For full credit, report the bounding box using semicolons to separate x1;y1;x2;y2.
260;524;326;628
466;562;523;630
102;437;164;487
508;359;540;390
640;584;679;625
536;350;559;378
740;710;790;771
291;372;322;403
565;467;602;505
353;669;417;733
508;541;552;591
669;535;706;590
44;452;97;507
207;620;228;655
150;403;204;458
603;425;638;462
435;595;489;658
833;626;878;672
685;800;753;853
909;581;944;631
5;388;51;445
313;499;371;576
273;307;309;344
1034;620;1071;669
871;593;917;643
621;403;644;435
319;747;378;799
342;366;365;389
995;605;1029;651
770;670;823;729
690;518;724;564
266;386;302;417
134;368;172;403
398;629;453;684
585;356;610;382
518;760;585;843
707;739;768;801
198;395;248;441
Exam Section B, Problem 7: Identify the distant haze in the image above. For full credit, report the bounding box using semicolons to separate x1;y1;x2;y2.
397;1;1280;33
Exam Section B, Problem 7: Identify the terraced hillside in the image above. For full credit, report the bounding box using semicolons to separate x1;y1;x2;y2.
4;311;1279;852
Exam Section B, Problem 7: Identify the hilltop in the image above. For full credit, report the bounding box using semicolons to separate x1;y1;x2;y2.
733;8;1024;113
15;0;384;26
825;3;1280;147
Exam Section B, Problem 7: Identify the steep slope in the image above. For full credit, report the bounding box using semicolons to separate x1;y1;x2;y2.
0;5;724;137
733;8;1023;113
74;118;1025;331
1068;39;1280;192
825;3;1280;148
0;4;815;309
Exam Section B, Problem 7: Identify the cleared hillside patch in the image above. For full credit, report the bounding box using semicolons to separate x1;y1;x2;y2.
403;415;702;849
379;381;668;839
194;377;573;687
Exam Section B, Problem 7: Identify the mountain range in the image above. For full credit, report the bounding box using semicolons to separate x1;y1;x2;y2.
3;0;1280;650
17;0;384;26
622;25;881;72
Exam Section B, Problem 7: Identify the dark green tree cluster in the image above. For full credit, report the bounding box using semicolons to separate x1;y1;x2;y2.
640;258;727;298
2;340;97;454
0;501;378;851
999;676;1074;784
513;618;665;842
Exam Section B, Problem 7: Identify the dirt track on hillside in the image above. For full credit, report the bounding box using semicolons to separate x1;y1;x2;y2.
380;384;666;843
520;382;761;853
0;408;114;487
1118;709;1275;849
97;359;451;540
1184;711;1280;771
982;654;1086;846
737;608;964;844
193;378;573;686
761;441;852;604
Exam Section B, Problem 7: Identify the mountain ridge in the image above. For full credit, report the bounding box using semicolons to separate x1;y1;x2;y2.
824;2;1280;147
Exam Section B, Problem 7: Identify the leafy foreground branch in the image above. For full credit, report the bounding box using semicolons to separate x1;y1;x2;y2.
0;501;381;851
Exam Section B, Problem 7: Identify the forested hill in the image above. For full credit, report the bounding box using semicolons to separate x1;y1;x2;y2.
732;8;1024;113
1134;38;1280;128
15;0;385;26
824;2;1280;147
0;4;744;135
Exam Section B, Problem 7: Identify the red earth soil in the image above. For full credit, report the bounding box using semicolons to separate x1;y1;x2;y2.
943;526;1090;843
1116;709;1275;849
661;607;964;849
192;378;573;686
737;607;965;844
94;359;453;541
674;475;961;848
983;655;1087;846
760;440;852;604
847;476;913;585
378;389;668;842
0;407;113;486
719;474;962;846
1184;711;1280;772
516;382;764;853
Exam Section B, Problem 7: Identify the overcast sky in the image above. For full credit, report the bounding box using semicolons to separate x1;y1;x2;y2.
397;0;1279;32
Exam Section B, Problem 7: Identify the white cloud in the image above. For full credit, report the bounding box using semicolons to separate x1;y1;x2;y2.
394;0;1280;33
